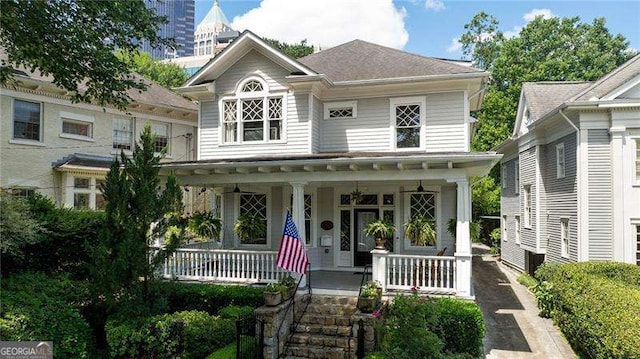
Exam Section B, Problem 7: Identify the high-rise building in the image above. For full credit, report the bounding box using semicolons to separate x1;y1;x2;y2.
141;0;195;59
194;0;239;56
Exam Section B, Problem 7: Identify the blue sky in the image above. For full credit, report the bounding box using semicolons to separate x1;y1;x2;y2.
194;0;639;59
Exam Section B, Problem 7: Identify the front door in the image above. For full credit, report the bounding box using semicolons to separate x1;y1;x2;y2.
354;209;379;267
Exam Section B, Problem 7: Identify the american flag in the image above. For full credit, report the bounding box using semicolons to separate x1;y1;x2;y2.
276;211;309;274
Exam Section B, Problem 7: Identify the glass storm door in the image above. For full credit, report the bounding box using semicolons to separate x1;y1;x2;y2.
354;209;378;267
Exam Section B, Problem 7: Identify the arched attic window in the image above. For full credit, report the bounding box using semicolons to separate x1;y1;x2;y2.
221;77;284;144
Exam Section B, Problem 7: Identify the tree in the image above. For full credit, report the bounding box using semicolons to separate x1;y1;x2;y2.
265;38;314;59
0;192;41;259
458;14;633;219
0;0;173;110
116;50;188;89
88;124;184;352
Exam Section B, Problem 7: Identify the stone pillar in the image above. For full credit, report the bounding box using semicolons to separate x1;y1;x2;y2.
255;294;309;359
371;249;388;292
455;179;473;298
290;181;308;287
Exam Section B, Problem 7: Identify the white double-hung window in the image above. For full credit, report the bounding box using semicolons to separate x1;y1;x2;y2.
390;96;426;150
221;77;285;144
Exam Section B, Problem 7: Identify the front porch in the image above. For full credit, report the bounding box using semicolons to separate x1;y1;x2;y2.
157;247;459;297
160;152;499;298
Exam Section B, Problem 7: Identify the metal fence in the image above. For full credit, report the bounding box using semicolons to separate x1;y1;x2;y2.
236;315;264;359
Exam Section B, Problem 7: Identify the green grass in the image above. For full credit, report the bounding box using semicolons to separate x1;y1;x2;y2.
207;342;235;359
517;272;537;289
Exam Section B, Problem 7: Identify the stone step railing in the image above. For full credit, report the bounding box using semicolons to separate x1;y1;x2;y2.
158;248;287;283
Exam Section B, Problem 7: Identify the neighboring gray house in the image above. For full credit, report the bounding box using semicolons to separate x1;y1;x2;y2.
496;54;640;274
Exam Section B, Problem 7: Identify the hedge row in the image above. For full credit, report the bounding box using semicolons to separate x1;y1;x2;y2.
0;273;93;359
107;310;235;359
534;262;640;359
150;281;264;315
372;294;484;358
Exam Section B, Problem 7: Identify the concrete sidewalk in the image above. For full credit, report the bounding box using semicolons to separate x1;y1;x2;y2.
472;245;575;359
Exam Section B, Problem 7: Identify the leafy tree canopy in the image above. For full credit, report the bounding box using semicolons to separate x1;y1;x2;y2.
265;38;314;59
116;50;188;89
0;0;173;110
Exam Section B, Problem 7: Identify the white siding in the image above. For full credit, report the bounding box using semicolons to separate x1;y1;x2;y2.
587;129;613;260
425;92;466;152
199;50;311;159
320;97;390;152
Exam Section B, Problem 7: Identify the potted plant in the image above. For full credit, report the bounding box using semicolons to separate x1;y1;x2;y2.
404;215;437;246
364;219;395;249
279;275;297;299
233;214;266;244
358;280;382;313
263;283;285;306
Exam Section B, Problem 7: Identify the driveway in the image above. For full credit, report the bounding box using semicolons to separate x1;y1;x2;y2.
472;245;575;359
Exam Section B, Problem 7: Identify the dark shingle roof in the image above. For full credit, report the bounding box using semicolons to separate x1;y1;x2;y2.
573;53;640;101
522;82;593;123
297;40;483;82
53;153;115;169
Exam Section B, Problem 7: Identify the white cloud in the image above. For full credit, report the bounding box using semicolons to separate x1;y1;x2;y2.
425;0;445;11
523;8;555;22
446;37;462;53
503;26;522;39
231;0;409;50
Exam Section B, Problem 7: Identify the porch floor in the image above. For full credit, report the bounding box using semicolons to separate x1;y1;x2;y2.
307;269;370;292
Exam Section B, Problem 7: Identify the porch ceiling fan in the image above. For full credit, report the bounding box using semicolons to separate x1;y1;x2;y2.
399;180;439;193
223;184;256;195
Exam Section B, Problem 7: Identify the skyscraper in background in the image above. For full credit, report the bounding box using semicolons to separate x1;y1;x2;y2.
141;0;195;59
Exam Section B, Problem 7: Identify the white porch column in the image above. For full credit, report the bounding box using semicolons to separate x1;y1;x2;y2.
455;179;473;298
290;181;308;287
371;249;388;292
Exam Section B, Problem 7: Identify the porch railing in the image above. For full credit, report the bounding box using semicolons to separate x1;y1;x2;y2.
374;252;456;293
159;248;287;283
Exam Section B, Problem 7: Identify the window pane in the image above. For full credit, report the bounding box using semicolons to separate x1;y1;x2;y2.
396;128;420;148
269;120;281;140
395;105;420;127
151;123;169;152
113;118;132;150
340;210;350;251
154;136;168;152
242;80;263;92
356;194;378;205
223;101;237;143
63;120;92;137
74;178;90;189
13;100;41;141
243;122;263;141
328;107;353;119
383;194;394;205
340;194;351;205
410;193;435;220
383;210;394;252
74;193;89;209
242;99;263;121
239;194;267;245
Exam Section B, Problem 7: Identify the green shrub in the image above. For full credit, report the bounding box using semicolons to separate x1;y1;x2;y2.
432;298;485;357
533;261;560;282
107;310;234;359
516;272;537;289
218;305;255;320
541;262;640;358
531;281;554;318
0;273;92;358
150;281;264;315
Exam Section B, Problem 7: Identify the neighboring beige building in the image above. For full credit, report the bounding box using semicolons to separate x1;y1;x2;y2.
0;68;199;211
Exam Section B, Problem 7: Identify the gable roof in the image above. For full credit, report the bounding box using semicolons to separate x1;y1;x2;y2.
522;81;592;123
297;39;484;83
573;53;640;101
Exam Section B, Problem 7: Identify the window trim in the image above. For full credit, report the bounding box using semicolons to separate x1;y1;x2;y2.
502;215;508;242
556;143;566;179
524;185;532;228
403;188;441;250
60;111;95;142
112;118;135;152
560;217;570;258
12;98;43;144
389;96;426;151
324;101;357;120
219;76;287;145
150;121;171;156
514;215;521;244
514;161;520;194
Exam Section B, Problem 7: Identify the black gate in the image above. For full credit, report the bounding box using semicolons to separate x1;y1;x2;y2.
236;315;264;359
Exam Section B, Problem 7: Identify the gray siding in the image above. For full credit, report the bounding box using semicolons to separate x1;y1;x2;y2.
542;133;578;263
520;146;537;250
587;129;613;260
501;156;525;270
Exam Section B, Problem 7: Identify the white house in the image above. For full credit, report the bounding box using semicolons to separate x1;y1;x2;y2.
0;63;200;211
496;54;640;274
162;31;501;298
